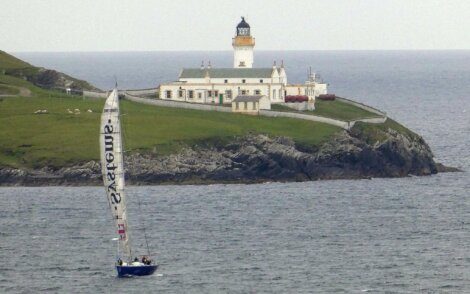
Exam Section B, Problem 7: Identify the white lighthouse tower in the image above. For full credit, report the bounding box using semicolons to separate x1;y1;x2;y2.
232;17;255;68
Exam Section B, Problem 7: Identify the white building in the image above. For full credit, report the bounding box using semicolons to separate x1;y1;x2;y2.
158;17;327;105
232;95;270;114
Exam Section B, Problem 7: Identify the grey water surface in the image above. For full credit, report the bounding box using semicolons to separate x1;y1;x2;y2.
2;51;469;292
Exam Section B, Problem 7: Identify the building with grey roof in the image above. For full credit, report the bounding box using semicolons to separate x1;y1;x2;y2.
232;95;271;114
157;17;327;107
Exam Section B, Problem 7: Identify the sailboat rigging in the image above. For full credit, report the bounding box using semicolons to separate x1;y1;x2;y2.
100;87;158;277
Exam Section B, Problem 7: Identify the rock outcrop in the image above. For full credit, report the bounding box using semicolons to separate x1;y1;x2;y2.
0;126;457;186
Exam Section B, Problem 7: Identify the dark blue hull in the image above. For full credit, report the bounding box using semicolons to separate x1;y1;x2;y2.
116;264;158;277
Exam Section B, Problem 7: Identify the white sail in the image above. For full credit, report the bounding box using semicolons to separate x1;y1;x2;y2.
100;89;132;260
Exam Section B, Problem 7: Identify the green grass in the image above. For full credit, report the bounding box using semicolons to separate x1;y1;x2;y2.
0;93;341;168
272;99;381;121
0;95;104;168
0;74;37;89
351;119;417;145
314;99;381;121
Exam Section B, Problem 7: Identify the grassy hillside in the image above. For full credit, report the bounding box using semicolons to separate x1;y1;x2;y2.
0;52;340;169
314;99;381;120
0;93;341;168
0;50;33;70
0;51;97;91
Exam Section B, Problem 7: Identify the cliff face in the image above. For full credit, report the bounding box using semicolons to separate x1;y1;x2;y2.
0;126;453;186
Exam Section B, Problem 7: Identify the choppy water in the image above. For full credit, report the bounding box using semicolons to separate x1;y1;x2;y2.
1;177;469;293
2;51;469;292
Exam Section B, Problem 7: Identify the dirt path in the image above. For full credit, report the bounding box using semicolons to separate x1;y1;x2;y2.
18;86;31;96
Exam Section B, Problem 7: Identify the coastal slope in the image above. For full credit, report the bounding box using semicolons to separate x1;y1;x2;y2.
0;109;453;185
0;52;456;185
0;50;98;92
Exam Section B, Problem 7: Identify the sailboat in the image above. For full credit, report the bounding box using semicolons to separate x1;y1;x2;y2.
100;88;158;277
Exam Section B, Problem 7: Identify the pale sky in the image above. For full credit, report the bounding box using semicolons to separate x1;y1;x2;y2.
1;0;469;52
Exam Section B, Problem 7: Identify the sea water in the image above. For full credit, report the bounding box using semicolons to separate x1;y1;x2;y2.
1;51;468;292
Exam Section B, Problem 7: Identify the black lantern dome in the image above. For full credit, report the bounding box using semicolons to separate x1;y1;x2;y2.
236;17;250;36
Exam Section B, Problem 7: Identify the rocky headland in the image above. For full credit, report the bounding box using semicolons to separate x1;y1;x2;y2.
0;126;458;186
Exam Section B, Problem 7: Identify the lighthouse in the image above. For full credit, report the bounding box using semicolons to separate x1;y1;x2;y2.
232;17;255;68
159;16;328;106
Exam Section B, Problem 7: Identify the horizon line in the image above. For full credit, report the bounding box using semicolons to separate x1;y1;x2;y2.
10;49;470;54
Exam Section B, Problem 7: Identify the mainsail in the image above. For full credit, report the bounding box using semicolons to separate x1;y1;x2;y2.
100;89;132;260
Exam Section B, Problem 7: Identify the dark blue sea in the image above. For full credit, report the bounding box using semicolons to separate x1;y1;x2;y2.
1;51;469;293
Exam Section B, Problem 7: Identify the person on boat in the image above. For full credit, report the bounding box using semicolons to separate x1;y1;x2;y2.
117;258;123;266
134;257;139;262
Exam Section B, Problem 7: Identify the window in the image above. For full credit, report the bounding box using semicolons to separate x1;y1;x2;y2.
238;27;250;36
198;92;202;99
236;102;239;110
239;61;246;67
178;90;183;98
273;89;276;99
260;79;263;83
188;90;194;99
225;90;232;99
165;90;172;99
254;89;261;95
241;90;247;95
242;79;246;84
279;89;282;100
208;90;212;97
214;90;219;97
252;102;257;110
244;102;248;110
224;79;228;84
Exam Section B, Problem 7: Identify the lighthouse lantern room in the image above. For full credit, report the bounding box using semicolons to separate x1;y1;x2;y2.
232;17;255;68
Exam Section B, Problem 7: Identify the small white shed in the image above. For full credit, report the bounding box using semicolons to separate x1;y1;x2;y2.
232;95;271;114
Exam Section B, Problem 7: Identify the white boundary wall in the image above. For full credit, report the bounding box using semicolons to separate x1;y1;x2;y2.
259;110;350;129
124;93;231;113
124;88;158;96
83;90;108;99
336;97;386;116
123;93;387;130
348;117;388;128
